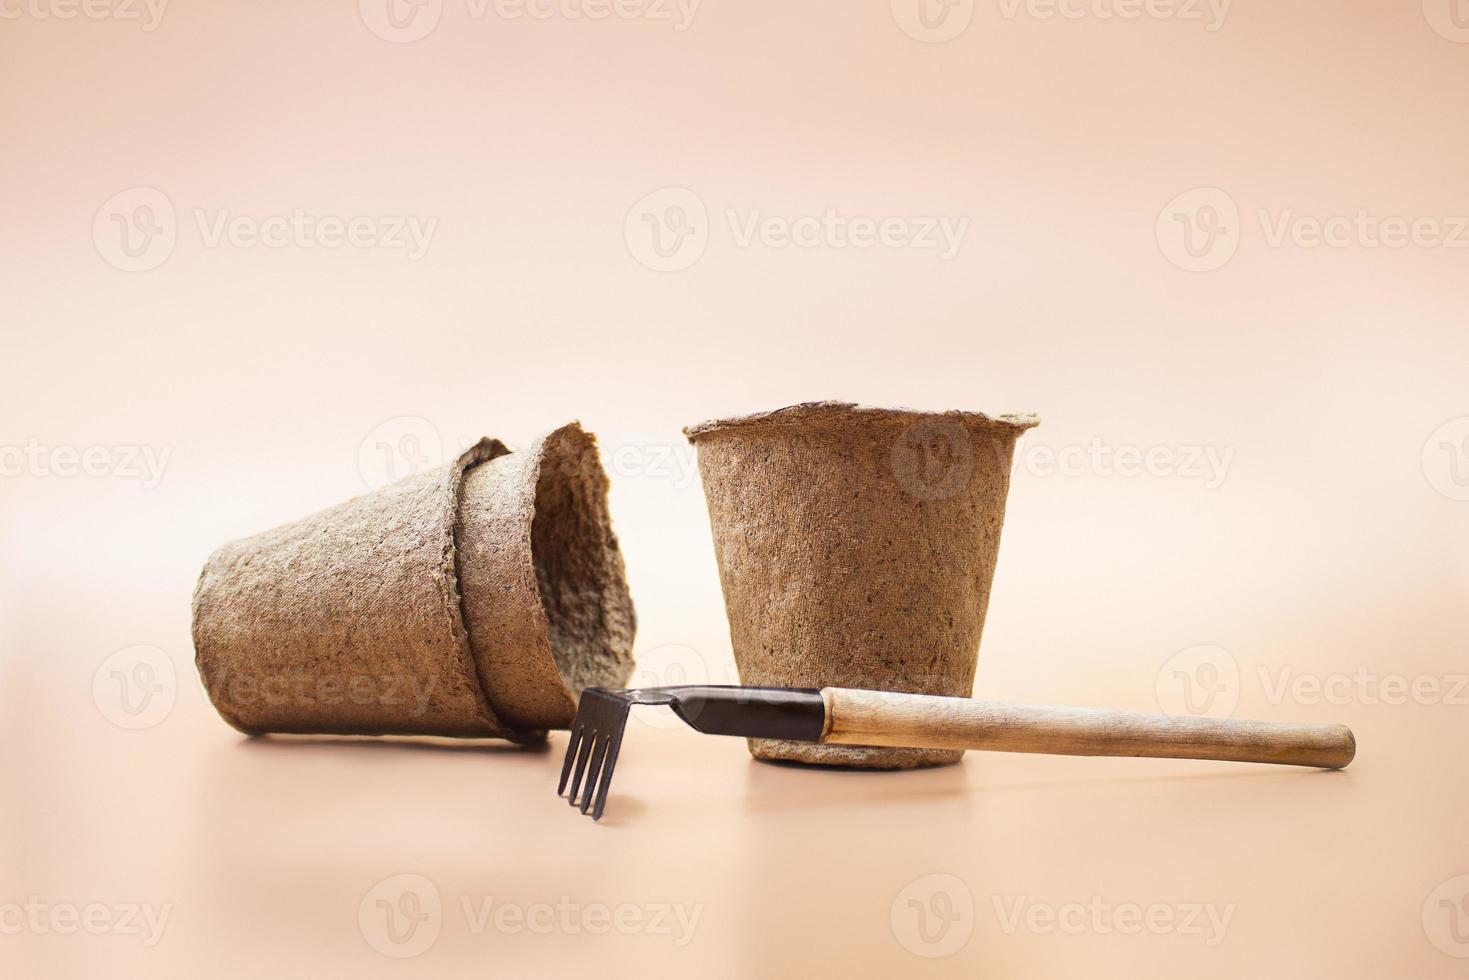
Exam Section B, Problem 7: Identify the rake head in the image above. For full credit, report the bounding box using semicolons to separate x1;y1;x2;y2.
557;685;826;820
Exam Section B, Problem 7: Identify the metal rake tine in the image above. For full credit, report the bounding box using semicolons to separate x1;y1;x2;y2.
588;728;624;821
557;725;585;797
573;732;610;811
565;728;596;806
578;734;611;814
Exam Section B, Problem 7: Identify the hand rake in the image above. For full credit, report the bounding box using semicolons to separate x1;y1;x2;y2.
558;685;1355;820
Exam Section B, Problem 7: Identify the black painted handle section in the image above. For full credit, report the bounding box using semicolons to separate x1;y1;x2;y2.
667;686;826;742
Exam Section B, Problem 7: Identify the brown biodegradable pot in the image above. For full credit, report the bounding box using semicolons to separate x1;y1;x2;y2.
191;422;635;739
685;401;1038;769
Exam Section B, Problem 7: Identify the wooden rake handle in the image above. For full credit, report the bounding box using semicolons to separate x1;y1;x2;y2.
820;688;1356;769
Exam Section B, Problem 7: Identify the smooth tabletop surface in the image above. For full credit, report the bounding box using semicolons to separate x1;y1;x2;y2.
4;594;1465;977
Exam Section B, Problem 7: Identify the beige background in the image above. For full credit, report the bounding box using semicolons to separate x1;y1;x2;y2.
3;0;1468;976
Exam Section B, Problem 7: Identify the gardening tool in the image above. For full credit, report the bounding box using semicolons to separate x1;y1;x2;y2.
557;685;1356;820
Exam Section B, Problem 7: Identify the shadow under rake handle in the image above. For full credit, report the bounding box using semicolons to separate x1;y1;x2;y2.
820;689;1356;769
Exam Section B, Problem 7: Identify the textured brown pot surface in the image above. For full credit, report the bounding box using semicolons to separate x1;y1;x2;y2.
685;401;1037;768
192;422;635;739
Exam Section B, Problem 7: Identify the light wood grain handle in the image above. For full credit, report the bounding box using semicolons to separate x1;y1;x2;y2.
820;688;1356;769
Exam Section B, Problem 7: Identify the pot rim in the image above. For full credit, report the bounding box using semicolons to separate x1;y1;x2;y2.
683;400;1040;441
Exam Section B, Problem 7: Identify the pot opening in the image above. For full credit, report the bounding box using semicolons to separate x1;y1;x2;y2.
684;400;1039;441
530;425;636;696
